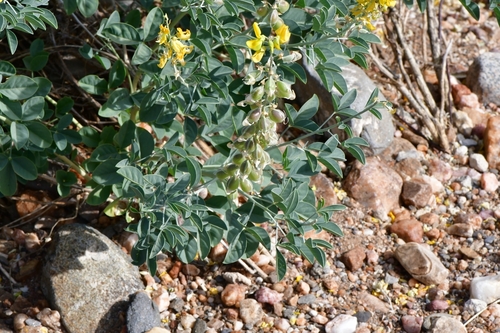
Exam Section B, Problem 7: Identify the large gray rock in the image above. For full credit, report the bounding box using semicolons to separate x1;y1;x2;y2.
466;52;500;105
295;61;395;155
42;223;144;333
470;275;500;304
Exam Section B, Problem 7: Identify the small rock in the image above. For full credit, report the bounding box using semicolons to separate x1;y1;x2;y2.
459;247;480;259
394;242;449;285
464;299;487;314
180;314;196;330
193;319;207;333
426;299;449;311
428;159;453;183
470;275;500;303
224;308;239;320
24;233;41;253
340;246;366;271
296;281;310;295
182;264;200;276
255;287;283;305
222;272;252;286
481;172;499;192
208;243;227;263
297;294;316;305
422;313;466;332
152;289;170;312
274;318;290;332
325;314;358;333
402;178;433;208
36;309;60;331
484;115;500;170
233;321;244;330
323;278;339;292
127;291;160;333
239;299;263;327
401;315;423;333
390;218;424;243
145;328;170;333
14;314;28;331
221;284;246;307
353;311;371;323
447;223;473;237
470;154;489;172
343;157;403;220
366;250;379;265
310;173;338;206
359;292;390;313
169;297;185;313
312;314;329;325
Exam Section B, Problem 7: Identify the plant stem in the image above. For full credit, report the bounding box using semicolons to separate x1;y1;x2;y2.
55;154;92;182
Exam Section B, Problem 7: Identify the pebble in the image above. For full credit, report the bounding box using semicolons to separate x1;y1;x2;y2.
469;153;489;172
481;172;499;192
401;315;423;333
296;281;311;295
127;291;160;333
325;314;358;333
426;299;449;311
221;284;246;307
390;218;424;243
169;297;185;313
422;313;466;332
484;115;500;170
182;264;200;276
239;299;263;327
447;223;473;237
470;275;500;303
274;318;290;332
340;247;366;271
180;314;196;330
222;272;252;286
358;292;390;313
255;287;283;305
394;242;449;285
402;177;433;208
353;311;371;323
297;294;316;305
312;314;329;324
464;299;487;313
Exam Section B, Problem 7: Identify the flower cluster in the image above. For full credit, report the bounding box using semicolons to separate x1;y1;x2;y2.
217;1;300;195
351;0;396;30
156;17;193;68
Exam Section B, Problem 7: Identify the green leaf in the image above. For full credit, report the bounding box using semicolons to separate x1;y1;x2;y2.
39;8;58;28
6;30;18;55
103;23;141;45
0;96;22;121
0;61;16;76
87;185;112;205
21;96;44;121
63;0;78;14
117;166;144;186
79;43;94;59
56;170;77;197
177;234;198;263
295;95;319;123
109;60;126;89
0;154;8;171
78;75;108;95
318;157;342;178
76;0;98;17
276;250;287;281
12;156;38;180
183;117;198;148
27;122;53;148
0;162;17;196
280;63;307;84
143;7;163;42
319;221;343;237
346;145;366;164
246;227;271;250
135;127;154;159
185;157;201;189
339;89;357;109
0;75;38;100
92;159;124;185
191;38;211;55
115;120;135;149
459;0;480;20
226;46;245;74
56;96;74;116
132;44;152;65
11;122;29;149
223;232;247;264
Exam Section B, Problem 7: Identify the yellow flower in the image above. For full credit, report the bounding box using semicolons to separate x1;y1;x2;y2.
158;52;170;68
246;22;267;63
176;28;191;40
275;24;290;44
170;38;193;65
157;24;170;45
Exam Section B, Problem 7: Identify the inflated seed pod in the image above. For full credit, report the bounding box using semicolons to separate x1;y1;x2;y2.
269;109;286;123
264;77;276;102
253;144;264;160
250;85;265;102
216;170;229;180
241;124;256;139
275;81;294;99
247;109;262;123
240;160;253;176
233;141;246;150
240;178;253;193
232;153;245;165
270;10;283;30
276;0;290;14
257;116;269;132
257;5;269;17
248;169;261;182
225;163;240;176
245;138;256;152
226;176;240;192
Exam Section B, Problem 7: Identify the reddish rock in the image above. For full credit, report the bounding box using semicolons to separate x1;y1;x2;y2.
481;172;499;192
485;116;500;170
208;243;227;263
419;213;440;226
255;287;283;305
428;159;453;183
454;213;482;229
310;173;338;206
340;246;366;271
390;218;424;243
425;228;441;240
447;223;473;237
394;158;423;180
401;315;423;333
380;138;418;164
343;157;403;220
181;264;200;276
169;261;182;279
221;284;246;307
401;177;433;208
426;299;450;311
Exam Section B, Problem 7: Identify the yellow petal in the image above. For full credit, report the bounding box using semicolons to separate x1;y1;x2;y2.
273;37;281;50
275;24;290;44
170;38;184;53
251;48;266;63
158;52;169;68
246;38;263;51
252;22;262;39
176;28;191;40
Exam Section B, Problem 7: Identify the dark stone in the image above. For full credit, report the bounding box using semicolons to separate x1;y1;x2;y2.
354;311;372;323
169;297;185;313
127;291;161;333
193;318;207;333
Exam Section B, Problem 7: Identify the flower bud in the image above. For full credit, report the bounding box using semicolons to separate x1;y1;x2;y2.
243;70;263;85
241;124;257;139
270;10;284;30
245;138;256;152
281;51;302;63
225;163;240;176
233;141;246;150
240;178;253;193
275;81;295;99
240;160;253;176
226;176;240;192
247;108;262;123
216;169;229;180
248;169;261;182
276;0;290;14
269;108;286;123
257;116;270;132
